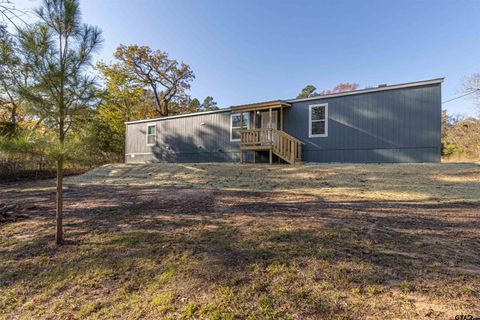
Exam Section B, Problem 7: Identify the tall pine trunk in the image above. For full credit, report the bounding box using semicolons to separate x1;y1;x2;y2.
56;96;65;245
56;124;65;244
56;27;65;245
55;156;64;245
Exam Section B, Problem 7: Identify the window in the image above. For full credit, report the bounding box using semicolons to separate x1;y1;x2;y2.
230;113;249;142
309;103;328;137
146;124;156;145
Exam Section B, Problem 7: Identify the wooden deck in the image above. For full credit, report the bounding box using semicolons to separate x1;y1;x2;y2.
240;128;303;164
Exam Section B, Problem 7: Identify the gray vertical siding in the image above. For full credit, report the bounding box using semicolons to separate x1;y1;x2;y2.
284;83;441;163
125;110;246;163
125;83;441;163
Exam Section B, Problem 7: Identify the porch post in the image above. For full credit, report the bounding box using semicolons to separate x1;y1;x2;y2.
269;108;273;164
269;108;272;129
252;111;256;164
240;112;243;164
269;107;273;147
280;106;283;131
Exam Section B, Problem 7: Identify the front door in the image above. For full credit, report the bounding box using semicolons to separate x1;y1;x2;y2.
260;110;278;129
260;110;278;146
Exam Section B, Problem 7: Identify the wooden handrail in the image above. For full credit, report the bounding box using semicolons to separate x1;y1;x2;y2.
240;128;303;164
240;128;304;144
275;130;304;145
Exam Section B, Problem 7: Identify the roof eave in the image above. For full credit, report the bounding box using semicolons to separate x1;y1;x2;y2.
230;100;291;112
286;78;444;103
124;108;230;125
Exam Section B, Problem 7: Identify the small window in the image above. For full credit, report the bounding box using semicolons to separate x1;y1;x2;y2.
230;113;249;142
309;103;328;137
146;124;156;145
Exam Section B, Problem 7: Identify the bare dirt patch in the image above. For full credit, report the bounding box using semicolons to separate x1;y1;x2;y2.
67;162;480;203
1;163;479;319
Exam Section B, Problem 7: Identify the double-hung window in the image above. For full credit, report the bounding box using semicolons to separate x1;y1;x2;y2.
230;113;249;142
146;124;156;145
309;103;328;137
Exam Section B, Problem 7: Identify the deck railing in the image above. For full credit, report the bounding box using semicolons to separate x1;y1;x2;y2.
240;128;303;163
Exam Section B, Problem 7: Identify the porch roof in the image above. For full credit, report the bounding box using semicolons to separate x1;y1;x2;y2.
230;99;291;112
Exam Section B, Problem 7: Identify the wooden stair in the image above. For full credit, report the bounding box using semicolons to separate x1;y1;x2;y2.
240;128;304;164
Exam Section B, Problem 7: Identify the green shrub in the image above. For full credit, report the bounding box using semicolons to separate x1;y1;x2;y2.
441;142;457;157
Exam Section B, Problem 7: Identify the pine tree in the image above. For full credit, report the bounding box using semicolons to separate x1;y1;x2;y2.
18;0;102;244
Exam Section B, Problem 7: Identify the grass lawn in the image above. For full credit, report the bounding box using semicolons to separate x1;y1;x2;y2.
0;163;479;319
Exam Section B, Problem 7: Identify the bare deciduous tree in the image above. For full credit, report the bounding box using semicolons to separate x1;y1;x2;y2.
466;73;480;115
114;44;195;117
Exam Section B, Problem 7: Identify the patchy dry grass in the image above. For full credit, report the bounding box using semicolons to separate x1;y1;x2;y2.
67;162;480;203
0;163;479;319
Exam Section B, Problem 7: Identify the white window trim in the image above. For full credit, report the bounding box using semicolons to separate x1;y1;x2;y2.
309;103;328;138
146;123;156;146
230;113;249;142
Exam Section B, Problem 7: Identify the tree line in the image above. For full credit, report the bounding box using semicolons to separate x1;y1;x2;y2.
442;111;480;160
0;0;220;168
441;74;480;160
0;0;221;244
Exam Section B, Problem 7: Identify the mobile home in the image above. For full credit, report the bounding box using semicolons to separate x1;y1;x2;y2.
125;78;443;164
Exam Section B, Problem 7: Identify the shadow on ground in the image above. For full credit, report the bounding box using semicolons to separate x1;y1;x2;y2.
0;182;479;319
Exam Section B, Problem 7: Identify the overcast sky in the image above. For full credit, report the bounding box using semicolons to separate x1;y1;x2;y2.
12;0;480;116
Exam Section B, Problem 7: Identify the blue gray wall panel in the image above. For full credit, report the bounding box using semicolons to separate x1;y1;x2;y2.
125;83;441;163
125;110;244;163
284;84;441;163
